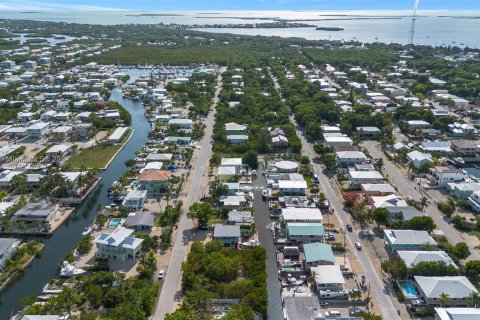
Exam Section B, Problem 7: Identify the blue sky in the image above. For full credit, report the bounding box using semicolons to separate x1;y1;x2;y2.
0;0;478;11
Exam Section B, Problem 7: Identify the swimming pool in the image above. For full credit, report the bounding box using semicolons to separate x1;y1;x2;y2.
109;218;121;228
402;283;418;296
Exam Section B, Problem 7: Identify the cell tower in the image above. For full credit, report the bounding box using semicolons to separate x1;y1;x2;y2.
409;0;420;45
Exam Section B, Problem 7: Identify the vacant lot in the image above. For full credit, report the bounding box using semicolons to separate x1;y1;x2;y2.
66;144;122;169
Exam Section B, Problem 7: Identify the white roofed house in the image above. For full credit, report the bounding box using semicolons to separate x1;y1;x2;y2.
45;144;72;162
26;122;50;139
435;307;480;320
311;265;345;293
407;150;433;170
94;226;143;262
278;180;308;196
220;158;242;172
335;151;368;167
225;122;247;135
420;141;452;154
272;135;288;150
323;134;353;147
218;166;237;182
107;127;129;144
356;126;381;137
407;120;431;129
414;276;478;306
448;182;480;199
122;190;148;210
397;251;457;269
348;170;384;189
168;118;193;129
281;207;323;223
448;122;477;137
429;167;465;188
386;206;423;223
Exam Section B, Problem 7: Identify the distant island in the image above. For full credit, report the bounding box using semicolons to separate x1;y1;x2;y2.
316;27;344;31
188;22;316;29
196;16;280;21
126;13;184;17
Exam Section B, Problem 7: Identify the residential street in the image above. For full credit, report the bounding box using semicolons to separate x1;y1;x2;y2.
362;140;480;259
153;69;224;320
268;68;400;320
290;116;401;320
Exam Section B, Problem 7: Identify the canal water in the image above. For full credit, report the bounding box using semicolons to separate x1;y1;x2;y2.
0;70;151;318
252;164;283;320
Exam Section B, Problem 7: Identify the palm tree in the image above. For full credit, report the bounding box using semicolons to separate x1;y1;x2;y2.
419;196;429;214
439;292;451;307
467;292;480;307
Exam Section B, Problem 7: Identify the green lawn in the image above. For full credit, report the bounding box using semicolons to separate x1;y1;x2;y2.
66;144;122;169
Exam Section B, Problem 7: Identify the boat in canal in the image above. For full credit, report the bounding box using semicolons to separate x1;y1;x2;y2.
59;261;86;278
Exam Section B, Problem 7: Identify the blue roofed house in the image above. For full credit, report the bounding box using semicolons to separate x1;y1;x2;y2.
94;226;143;262
303;242;335;270
287;222;325;244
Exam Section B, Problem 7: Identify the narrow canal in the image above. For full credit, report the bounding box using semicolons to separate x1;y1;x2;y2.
0;70;151;317
252;163;283;320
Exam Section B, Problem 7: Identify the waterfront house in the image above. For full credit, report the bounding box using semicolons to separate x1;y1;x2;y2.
278;180;308;196
107;127;129;144
220;158;242;172
281;208;323;223
420;141;452;154
448;182;480;199
0;238;21;271
407;151;433;170
218;166;237;182
303;242;335;269
311;265;345;291
121;190;148;210
414;276;477;306
213;224;241;247
227;210;254;226
137;169;172;197
397;251;457;269
468;190;480;213
0;145;22;163
45;144;71;160
146;153;173;162
335;151;368;167
450;139;480;159
227;134;248;144
13;202;59;230
73;123;93;140
26;122;50;139
125;211;156;231
348;170;384;189
168;118;193;128
384;229;437;252
429;167;465;188
287;222;325;244
164;136;191;145
94;226;143;262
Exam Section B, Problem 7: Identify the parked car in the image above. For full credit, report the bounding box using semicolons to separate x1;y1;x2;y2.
346;224;353;232
355;242;362;250
158;270;165;280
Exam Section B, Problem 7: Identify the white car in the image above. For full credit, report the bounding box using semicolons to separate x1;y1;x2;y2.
355;242;362;250
158;269;165;280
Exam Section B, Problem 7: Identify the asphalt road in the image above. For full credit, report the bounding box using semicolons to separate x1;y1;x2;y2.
363;140;479;260
153;70;224;320
289;116;400;320
268;67;399;319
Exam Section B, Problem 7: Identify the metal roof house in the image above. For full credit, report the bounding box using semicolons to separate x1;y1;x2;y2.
384;229;438;251
303;242;335;269
213;224;241;247
414;276;477;306
287;223;325;244
125;211;156;230
397;251;457;269
94;226;143;262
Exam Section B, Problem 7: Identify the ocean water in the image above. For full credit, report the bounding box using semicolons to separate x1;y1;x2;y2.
0;10;479;46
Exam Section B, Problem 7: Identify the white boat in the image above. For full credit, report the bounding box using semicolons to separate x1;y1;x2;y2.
82;226;93;236
262;188;271;199
59;261;86;278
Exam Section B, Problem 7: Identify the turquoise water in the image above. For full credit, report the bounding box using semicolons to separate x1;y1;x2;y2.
402;283;418;296
0;10;480;46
